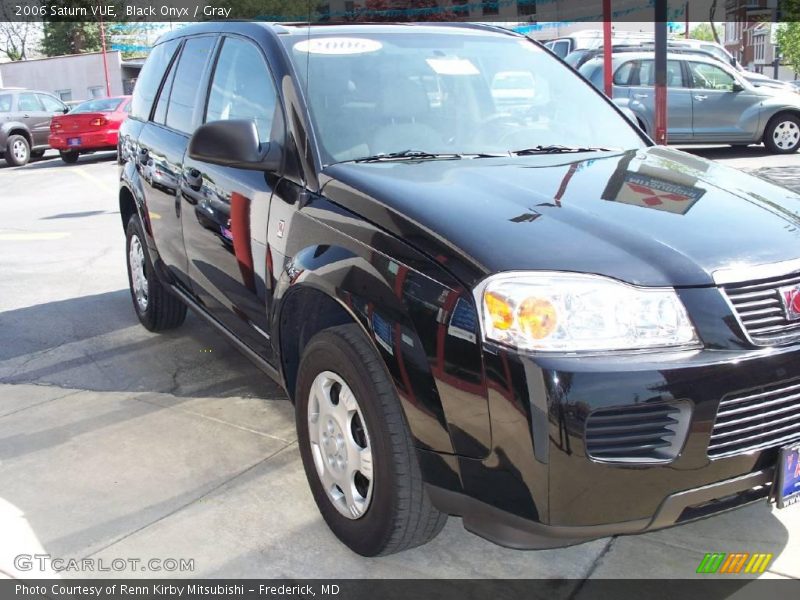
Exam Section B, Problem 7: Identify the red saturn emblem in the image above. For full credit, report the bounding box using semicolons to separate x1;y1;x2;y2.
779;285;800;321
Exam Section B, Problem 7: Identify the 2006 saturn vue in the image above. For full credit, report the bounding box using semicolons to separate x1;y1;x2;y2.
118;22;800;556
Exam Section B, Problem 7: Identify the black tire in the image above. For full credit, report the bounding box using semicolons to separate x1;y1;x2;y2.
30;150;46;159
295;324;447;556
763;113;800;154
60;150;80;164
5;134;30;166
125;215;187;331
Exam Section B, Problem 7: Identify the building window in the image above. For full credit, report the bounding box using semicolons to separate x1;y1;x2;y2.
452;0;469;16
88;86;105;99
517;0;536;17
56;89;72;102
482;1;499;16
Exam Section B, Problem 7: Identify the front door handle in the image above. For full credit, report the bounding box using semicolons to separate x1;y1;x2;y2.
694;95;708;101
633;93;649;99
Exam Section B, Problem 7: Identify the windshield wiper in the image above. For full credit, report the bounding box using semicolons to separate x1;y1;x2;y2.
512;145;614;155
352;150;463;163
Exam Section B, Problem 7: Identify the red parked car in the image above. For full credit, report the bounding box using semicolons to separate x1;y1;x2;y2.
49;96;131;164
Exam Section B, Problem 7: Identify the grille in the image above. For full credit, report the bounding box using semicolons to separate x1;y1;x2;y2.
709;378;800;458
723;272;800;345
585;402;690;463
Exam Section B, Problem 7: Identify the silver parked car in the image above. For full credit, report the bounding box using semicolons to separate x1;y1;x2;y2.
579;52;800;153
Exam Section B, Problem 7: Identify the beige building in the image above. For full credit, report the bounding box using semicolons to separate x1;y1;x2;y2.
0;51;142;102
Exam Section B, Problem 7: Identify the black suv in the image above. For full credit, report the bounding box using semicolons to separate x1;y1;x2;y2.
0;88;69;166
119;22;800;556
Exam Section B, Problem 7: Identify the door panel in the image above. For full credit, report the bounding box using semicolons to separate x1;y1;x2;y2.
687;61;760;140
138;124;191;287
181;35;283;360
627;59;693;141
17;92;50;147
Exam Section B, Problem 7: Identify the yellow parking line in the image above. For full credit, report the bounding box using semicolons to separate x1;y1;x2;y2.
71;167;115;192
0;232;71;241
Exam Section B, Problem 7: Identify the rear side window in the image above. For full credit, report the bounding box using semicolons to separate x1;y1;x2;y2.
0;94;11;112
130;39;179;120
17;93;42;111
205;37;278;144
166;36;215;134
613;61;636;86
637;60;684;87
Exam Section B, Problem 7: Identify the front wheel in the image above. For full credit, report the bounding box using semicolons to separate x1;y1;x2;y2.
125;216;187;331
295;324;446;556
60;150;80;164
764;114;800;154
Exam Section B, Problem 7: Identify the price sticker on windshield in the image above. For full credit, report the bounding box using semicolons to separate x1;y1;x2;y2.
294;37;383;55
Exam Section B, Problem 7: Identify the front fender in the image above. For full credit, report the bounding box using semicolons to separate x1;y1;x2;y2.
271;196;491;459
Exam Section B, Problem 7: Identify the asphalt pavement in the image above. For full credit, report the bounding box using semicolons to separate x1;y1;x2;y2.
0;147;798;584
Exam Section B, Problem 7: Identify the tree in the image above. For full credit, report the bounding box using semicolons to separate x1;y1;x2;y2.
690;23;717;43
777;22;800;77
777;1;800;77
40;21;101;56
0;4;39;60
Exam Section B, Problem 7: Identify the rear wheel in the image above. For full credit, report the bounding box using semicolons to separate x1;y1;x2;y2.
60;150;80;164
764;114;800;154
295;324;446;556
5;135;30;166
125;215;187;331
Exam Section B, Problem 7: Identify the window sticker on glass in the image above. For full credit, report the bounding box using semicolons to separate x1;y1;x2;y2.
293;37;382;55
425;58;480;76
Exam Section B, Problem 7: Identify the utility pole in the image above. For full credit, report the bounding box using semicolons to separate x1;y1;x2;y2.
98;2;111;97
602;0;612;97
654;0;668;145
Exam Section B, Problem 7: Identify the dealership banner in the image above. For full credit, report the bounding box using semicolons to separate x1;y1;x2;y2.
4;580;800;600
0;0;797;23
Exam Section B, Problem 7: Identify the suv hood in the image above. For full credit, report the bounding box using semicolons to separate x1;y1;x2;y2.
321;146;800;289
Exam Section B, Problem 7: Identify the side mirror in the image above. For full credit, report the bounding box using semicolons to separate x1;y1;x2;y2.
188;119;281;171
62;107;70;114
732;82;745;92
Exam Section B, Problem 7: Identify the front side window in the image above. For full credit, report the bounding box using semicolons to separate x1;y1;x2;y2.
688;61;736;91
285;32;645;164
205;36;279;144
38;94;66;113
0;94;12;112
166;36;215;134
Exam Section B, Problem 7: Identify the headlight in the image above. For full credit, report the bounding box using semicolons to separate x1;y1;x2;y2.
475;272;699;352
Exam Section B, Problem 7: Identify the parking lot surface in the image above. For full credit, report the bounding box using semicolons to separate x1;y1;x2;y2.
1;148;799;583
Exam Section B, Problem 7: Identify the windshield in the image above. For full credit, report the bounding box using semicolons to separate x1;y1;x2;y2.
285;31;645;164
70;98;123;113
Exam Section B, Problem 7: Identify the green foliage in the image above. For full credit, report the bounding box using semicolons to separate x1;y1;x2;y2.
777;0;800;75
41;21;102;56
777;22;800;76
689;23;717;43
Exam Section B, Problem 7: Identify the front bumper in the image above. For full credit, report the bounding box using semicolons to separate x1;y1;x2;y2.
424;342;800;548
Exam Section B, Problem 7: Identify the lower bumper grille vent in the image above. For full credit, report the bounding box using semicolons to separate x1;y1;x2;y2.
585;402;691;463
708;377;800;458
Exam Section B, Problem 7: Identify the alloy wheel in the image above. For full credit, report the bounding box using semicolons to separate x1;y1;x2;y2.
307;371;374;519
773;120;800;151
129;234;149;312
11;139;28;163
